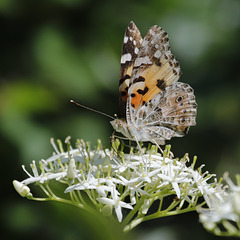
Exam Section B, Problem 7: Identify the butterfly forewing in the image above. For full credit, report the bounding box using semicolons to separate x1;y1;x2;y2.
127;25;182;117
119;21;142;118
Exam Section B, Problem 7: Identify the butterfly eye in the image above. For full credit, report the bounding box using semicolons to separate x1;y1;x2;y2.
119;121;123;127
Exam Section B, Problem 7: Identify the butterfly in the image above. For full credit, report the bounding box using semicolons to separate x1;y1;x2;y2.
110;21;197;146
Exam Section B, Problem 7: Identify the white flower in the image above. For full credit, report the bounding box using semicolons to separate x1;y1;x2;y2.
198;173;240;230
157;162;187;198
141;199;151;214
65;173;114;197
67;158;76;179
118;175;150;204
202;194;238;222
13;180;32;197
187;168;219;206
128;168;161;184
97;187;133;222
13;138;225;227
224;172;240;214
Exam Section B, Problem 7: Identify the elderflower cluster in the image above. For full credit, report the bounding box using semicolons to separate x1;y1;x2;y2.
12;138;239;234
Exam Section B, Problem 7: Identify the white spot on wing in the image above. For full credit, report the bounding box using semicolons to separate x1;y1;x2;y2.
121;53;132;64
149;29;155;36
125;79;130;85
154;50;162;58
134;56;152;67
134;47;139;54
133;40;136;45
124;36;128;43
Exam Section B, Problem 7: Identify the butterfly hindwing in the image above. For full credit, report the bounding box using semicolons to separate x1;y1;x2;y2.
119;21;142;118
132;82;197;144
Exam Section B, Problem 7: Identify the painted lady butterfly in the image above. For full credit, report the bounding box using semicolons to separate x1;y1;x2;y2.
110;21;197;146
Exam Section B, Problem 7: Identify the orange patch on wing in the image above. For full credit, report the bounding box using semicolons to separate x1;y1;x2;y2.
131;93;143;108
130;61;180;108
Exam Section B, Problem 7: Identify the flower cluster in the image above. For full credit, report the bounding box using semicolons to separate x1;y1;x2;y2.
198;173;240;237
13;138;240;235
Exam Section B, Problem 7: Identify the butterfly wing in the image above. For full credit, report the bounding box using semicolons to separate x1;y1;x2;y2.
115;22;197;144
126;25;182;122
135;82;197;144
119;21;142;118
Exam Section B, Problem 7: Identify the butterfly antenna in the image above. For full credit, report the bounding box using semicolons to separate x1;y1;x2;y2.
70;100;115;120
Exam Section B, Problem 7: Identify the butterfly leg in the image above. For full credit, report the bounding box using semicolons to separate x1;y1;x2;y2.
133;136;147;164
110;131;116;143
111;132;132;141
110;133;133;155
152;139;164;155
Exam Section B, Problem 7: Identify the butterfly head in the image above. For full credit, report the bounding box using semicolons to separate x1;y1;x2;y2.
110;119;131;139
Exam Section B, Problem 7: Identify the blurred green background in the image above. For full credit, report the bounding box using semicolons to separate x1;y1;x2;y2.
1;0;240;239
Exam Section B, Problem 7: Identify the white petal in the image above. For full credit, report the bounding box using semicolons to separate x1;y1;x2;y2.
141;199;150;214
119;201;133;210
172;182;181;198
115;205;123;222
97;197;114;205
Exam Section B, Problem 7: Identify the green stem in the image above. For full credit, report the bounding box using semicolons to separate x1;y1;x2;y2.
38;184;52;198
124;199;198;232
121;195;146;227
144;205;196;221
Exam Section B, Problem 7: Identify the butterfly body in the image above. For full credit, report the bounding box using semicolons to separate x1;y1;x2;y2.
111;22;197;145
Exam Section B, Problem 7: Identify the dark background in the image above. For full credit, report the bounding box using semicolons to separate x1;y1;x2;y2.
1;0;240;239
